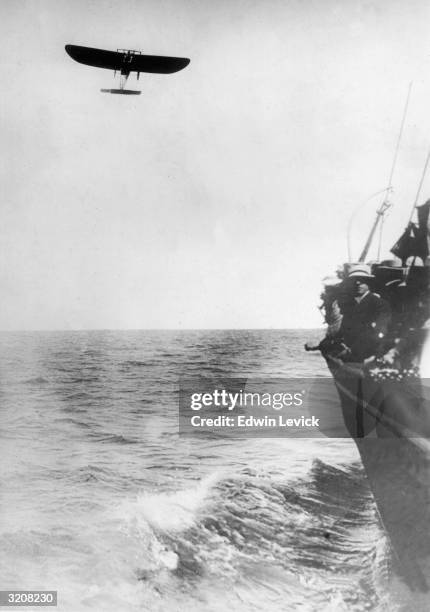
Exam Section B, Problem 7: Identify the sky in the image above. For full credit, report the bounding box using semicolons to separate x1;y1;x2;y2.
1;0;430;330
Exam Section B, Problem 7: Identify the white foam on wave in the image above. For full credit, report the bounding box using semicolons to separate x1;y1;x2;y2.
112;473;222;574
135;472;221;532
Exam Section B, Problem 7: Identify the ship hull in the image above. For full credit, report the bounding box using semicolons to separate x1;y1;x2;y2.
329;360;430;592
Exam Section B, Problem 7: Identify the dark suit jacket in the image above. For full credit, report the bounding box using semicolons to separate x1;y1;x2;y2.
340;292;391;361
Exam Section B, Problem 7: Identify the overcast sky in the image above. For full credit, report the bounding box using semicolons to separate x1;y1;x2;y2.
1;0;430;330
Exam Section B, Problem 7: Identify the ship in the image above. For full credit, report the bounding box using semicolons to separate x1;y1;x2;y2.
306;179;430;596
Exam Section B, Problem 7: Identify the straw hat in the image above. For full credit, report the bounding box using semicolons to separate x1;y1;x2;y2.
347;264;375;279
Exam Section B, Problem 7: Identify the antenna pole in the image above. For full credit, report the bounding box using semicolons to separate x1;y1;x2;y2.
358;82;412;262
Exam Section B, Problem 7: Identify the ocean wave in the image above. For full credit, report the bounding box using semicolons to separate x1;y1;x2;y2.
114;461;389;610
23;376;49;384
93;433;140;445
0;330;398;611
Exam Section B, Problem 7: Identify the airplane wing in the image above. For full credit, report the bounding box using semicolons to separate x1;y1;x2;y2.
65;45;190;74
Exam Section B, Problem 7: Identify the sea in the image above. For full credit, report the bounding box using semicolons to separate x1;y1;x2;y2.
0;329;408;611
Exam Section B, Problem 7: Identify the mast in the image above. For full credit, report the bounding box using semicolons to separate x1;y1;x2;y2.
358;83;412;262
358;200;390;262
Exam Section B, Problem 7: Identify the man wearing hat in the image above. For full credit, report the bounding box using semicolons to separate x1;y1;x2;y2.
339;264;391;363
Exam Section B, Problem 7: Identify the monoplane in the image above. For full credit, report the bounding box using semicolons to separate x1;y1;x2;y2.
65;44;190;95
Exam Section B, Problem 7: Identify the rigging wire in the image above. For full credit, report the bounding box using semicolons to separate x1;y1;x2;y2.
386;81;413;193
356;82;413;262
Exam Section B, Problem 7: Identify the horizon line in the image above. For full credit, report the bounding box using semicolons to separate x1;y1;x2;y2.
0;326;324;333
